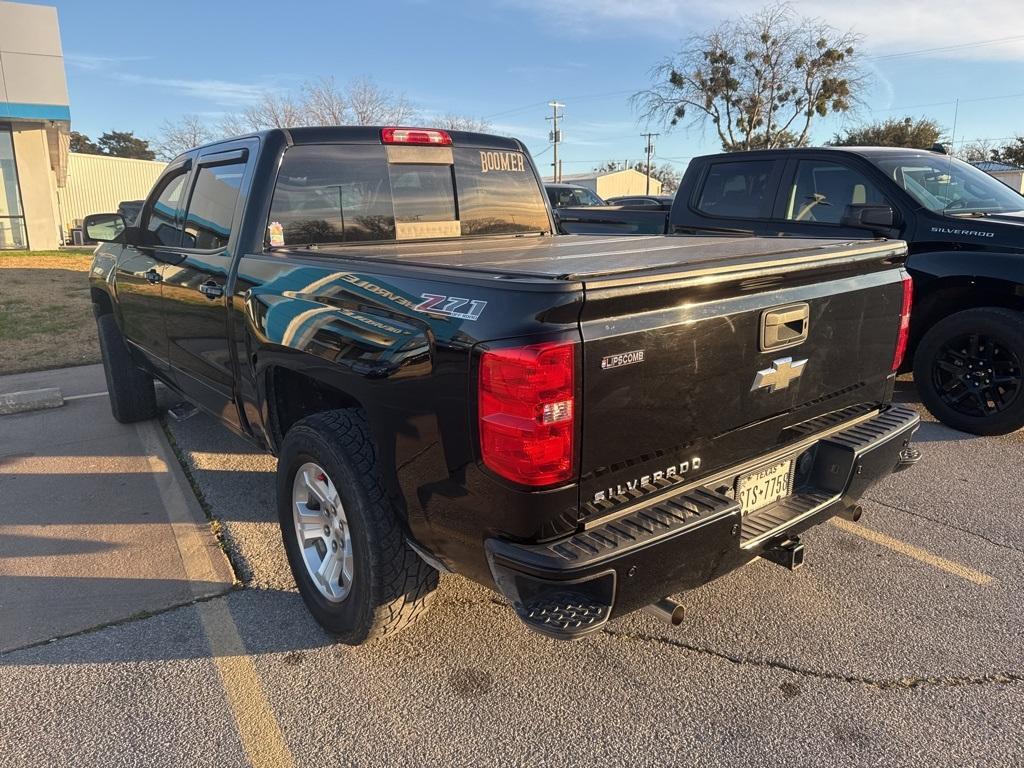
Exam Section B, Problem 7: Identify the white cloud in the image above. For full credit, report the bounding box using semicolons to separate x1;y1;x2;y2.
507;0;1024;61
111;73;278;105
65;53;153;71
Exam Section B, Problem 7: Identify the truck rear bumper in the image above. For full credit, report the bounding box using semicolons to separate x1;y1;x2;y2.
485;405;920;640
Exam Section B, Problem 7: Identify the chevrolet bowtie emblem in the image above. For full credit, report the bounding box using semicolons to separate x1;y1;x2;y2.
751;357;807;393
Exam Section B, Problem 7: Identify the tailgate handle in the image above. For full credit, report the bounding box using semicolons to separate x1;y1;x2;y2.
761;303;809;351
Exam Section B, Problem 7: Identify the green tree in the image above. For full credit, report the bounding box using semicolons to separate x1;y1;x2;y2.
992;137;1024;167
68;130;101;154
830;117;942;149
96;131;156;160
633;3;865;152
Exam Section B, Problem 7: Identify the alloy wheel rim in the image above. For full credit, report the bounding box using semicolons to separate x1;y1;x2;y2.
291;462;353;602
932;332;1023;418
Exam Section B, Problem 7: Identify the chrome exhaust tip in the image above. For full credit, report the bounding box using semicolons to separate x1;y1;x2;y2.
643;597;685;626
840;504;863;522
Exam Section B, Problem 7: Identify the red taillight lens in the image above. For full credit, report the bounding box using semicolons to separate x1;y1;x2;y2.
892;273;913;371
479;341;576;486
380;127;452;146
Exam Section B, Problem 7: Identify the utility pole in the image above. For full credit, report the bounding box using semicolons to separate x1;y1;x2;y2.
547;101;565;182
642;132;659;194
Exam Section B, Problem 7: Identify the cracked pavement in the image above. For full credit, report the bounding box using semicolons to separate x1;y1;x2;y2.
1;389;1022;767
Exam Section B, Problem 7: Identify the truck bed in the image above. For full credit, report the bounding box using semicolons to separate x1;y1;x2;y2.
294;234;906;283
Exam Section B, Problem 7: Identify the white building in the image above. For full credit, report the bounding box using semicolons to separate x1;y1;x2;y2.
0;0;70;249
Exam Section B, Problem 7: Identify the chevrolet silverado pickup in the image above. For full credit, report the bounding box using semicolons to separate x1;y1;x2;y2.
84;126;920;643
560;147;1024;435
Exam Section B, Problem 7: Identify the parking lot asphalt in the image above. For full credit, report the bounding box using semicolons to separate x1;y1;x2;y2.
1;381;1022;767
0;365;233;651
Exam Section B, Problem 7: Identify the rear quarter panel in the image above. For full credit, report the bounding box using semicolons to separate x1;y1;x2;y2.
231;252;584;582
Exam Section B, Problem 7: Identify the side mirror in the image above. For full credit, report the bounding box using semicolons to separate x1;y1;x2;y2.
840;204;897;234
83;213;128;243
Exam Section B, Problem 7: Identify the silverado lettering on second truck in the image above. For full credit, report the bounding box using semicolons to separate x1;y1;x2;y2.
85;126;920;643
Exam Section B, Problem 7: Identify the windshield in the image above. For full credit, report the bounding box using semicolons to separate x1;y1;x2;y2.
548;186;605;207
870;154;1024;215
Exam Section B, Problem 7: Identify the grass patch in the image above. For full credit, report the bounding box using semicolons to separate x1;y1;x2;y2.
0;251;99;375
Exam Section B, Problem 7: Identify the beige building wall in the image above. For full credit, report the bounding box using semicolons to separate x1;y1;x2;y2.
992;170;1024;194
594;169;663;199
60;153;166;233
10;124;60;249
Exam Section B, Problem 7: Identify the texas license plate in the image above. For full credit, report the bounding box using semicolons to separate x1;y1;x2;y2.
736;460;793;515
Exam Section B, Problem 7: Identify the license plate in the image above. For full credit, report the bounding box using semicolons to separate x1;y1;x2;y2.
736;460;793;515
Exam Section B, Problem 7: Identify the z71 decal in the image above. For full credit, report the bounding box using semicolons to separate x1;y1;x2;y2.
415;293;488;321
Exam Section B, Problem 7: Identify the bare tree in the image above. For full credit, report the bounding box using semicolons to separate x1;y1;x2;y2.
345;77;414;125
156;114;215;159
302;76;348;125
633;3;866;151
437;114;492;132
222;91;304;133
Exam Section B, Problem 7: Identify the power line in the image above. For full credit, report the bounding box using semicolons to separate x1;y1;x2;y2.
868;34;1024;62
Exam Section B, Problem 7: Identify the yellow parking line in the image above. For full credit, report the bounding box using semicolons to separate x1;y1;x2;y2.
830;517;994;586
137;422;295;768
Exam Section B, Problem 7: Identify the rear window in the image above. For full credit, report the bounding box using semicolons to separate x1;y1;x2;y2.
267;143;549;247
696;160;776;219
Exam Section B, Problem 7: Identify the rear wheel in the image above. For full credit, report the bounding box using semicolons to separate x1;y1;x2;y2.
96;313;158;423
276;409;438;644
913;307;1024;435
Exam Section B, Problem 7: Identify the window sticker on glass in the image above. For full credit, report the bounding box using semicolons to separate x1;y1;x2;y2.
268;221;284;246
479;151;526;173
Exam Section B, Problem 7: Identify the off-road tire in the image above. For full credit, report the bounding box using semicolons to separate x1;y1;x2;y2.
96;313;158;423
913;307;1024;435
277;409;439;644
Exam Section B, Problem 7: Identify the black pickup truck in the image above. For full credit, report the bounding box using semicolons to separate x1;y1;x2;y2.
559;147;1024;435
84;127;919;643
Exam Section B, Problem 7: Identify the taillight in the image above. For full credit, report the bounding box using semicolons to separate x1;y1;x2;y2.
892;273;913;371
478;341;577;486
380;127;452;146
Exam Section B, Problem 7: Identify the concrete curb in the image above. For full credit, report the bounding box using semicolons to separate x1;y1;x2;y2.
0;387;64;416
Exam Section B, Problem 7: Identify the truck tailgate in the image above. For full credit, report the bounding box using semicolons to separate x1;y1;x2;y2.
576;239;907;518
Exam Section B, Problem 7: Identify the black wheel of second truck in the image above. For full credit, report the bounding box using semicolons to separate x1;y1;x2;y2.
913;307;1024;435
276;409;438;644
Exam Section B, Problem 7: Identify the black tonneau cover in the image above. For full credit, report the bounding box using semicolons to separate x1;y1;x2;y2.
291;234;906;283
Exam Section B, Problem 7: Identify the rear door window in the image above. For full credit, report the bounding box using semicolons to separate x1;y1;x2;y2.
183;160;246;249
696;160;776;219
785;160;887;224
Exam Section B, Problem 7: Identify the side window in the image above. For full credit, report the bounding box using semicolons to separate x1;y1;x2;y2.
141;171;188;246
785;160;887;224
696;160;776;219
268;145;396;245
182;161;246;250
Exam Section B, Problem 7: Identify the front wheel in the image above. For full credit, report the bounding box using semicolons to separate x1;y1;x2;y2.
276;409;438;644
96;313;158;423
913;307;1024;435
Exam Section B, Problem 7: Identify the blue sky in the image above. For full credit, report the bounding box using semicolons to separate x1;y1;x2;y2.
48;0;1024;175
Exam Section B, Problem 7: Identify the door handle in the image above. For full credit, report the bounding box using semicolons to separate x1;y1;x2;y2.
761;303;810;351
144;269;162;284
199;281;224;300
